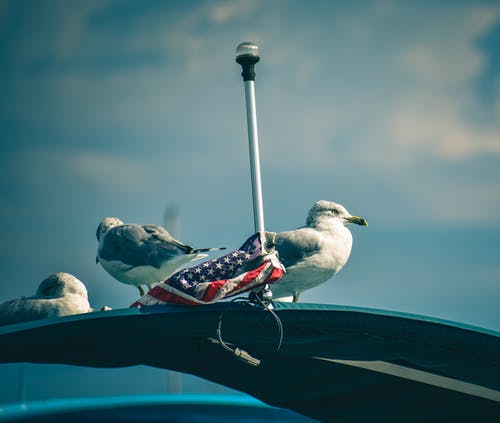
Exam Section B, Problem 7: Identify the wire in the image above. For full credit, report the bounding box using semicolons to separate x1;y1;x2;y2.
216;296;284;366
252;296;284;351
216;311;236;354
217;311;260;366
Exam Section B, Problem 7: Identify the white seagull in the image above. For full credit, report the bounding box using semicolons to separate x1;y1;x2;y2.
96;217;225;296
0;272;93;326
268;200;367;302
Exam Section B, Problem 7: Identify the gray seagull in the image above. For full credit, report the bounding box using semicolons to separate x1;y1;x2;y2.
268;200;368;302
96;217;225;296
0;272;93;326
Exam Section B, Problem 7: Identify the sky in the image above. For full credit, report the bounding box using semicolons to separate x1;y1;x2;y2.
1;0;499;402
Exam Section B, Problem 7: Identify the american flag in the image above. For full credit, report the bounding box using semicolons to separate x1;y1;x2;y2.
130;232;285;307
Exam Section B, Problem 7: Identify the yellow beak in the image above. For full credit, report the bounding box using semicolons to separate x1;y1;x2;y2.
345;215;368;226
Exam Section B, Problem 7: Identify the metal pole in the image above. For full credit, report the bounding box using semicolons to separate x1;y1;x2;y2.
236;42;273;304
236;42;265;233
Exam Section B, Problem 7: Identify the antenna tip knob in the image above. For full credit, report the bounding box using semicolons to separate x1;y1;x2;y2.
235;42;260;60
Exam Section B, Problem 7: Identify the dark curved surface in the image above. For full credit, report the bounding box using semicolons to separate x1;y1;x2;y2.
0;303;499;422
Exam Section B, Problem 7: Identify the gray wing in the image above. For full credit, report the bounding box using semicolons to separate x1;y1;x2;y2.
274;228;322;268
98;224;193;268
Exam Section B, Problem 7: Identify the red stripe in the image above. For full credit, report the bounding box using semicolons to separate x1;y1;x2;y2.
266;267;285;285
200;280;227;301
200;262;271;301
233;262;268;290
145;285;200;306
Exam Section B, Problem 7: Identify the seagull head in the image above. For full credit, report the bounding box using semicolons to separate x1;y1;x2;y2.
96;217;124;241
36;272;89;299
306;200;368;228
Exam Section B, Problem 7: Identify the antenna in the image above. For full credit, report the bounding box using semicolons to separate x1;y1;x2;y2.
235;42;265;233
236;42;272;304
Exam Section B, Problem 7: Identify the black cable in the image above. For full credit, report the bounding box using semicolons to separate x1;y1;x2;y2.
217;311;260;366
252;296;284;351
216;295;284;366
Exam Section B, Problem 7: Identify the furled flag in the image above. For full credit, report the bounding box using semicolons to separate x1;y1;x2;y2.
130;232;284;307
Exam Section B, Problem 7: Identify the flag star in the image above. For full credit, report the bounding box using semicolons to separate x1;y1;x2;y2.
199;274;206;281
194;267;202;274
244;253;252;259
231;252;240;257
203;262;210;268
236;258;244;265
223;257;231;263
207;268;215;275
228;264;235;272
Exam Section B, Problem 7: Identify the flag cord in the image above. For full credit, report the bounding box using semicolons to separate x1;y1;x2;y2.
253;296;284;351
216;298;284;366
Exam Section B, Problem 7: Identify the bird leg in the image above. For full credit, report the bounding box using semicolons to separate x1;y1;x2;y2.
138;286;146;297
292;293;300;303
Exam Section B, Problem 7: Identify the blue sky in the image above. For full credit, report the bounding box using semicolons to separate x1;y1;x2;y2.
0;0;500;401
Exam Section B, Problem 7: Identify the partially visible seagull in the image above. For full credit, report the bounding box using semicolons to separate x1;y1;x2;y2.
96;217;225;296
268;200;368;302
0;272;93;326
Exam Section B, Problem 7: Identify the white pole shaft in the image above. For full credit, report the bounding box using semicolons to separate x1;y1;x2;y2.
243;79;265;233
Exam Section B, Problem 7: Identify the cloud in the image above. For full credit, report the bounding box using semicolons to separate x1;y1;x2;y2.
1;0;500;227
208;0;262;23
271;2;500;165
382;4;500;160
397;5;498;86
62;150;155;193
387;98;500;159
4;0;110;68
2;147;155;204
